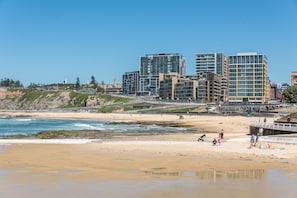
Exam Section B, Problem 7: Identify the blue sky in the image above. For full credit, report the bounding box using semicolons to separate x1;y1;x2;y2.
0;0;296;86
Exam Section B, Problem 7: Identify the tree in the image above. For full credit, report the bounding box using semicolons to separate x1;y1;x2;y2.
75;77;80;89
282;86;297;103
0;78;23;87
90;75;96;85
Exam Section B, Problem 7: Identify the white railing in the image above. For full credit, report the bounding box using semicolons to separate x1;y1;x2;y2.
250;121;297;132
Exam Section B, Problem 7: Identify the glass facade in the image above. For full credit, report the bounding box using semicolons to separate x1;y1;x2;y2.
228;53;268;104
195;53;228;102
139;53;185;96
195;53;227;76
122;71;139;95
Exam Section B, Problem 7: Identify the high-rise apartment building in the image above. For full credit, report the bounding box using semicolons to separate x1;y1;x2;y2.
195;53;228;101
122;71;139;95
228;52;268;104
138;53;185;96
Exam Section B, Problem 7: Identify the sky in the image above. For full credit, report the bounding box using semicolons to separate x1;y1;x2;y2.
0;0;297;86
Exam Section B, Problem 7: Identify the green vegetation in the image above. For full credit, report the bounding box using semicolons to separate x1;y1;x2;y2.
99;105;123;113
66;92;134;108
69;92;90;107
100;94;133;103
289;112;297;119
33;130;80;139
142;106;201;113
113;96;134;103
123;105;143;111
19;91;58;103
283;86;297;103
0;78;23;88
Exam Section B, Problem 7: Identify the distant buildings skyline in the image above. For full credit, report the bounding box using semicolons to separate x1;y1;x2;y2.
122;51;285;104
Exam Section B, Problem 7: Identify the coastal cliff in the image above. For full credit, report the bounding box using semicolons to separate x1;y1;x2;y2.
0;88;130;110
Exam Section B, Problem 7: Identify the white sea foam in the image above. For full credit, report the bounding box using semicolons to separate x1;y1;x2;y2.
15;118;34;122
74;123;105;130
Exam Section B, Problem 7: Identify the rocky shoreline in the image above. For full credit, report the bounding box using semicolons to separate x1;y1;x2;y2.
0;120;197;140
1;129;196;140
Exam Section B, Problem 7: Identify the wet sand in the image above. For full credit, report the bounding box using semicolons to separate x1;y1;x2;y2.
1;141;297;198
1;140;297;180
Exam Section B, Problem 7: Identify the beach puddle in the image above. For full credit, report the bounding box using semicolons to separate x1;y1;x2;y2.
143;168;266;180
0;168;296;198
0;169;11;175
56;169;84;173
181;171;196;177
31;173;48;177
0;145;8;153
116;157;132;161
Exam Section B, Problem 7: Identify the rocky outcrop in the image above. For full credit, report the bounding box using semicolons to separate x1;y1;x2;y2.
0;89;99;110
0;89;71;110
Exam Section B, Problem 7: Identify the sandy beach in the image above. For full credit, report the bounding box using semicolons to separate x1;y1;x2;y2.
0;112;297;172
0;112;297;197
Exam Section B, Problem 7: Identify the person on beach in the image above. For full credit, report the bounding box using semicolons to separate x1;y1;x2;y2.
249;134;255;148
212;138;217;146
254;133;259;146
219;129;224;139
217;138;222;146
259;127;263;136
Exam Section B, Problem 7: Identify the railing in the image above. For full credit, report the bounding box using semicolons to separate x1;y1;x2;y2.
250;121;297;132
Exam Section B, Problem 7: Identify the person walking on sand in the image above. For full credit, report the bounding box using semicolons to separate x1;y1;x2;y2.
254;133;259;146
250;134;255;148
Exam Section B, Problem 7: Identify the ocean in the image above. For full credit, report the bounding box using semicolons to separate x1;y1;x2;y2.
0;116;188;136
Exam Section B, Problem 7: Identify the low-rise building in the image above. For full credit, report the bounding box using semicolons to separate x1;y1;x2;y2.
159;73;179;100
175;77;198;101
196;72;221;103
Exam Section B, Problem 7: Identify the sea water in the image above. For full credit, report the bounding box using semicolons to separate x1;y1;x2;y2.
0;116;188;136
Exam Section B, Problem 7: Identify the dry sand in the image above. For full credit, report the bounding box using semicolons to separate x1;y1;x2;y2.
0;111;297;181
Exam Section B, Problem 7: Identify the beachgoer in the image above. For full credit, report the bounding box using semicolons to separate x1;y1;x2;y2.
250;134;255;147
219;129;224;139
259;127;263;136
212;138;217;146
254;133;259;146
217;138;222;146
287;117;291;123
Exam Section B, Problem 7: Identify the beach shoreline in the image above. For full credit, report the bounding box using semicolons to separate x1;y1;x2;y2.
0;111;297;181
